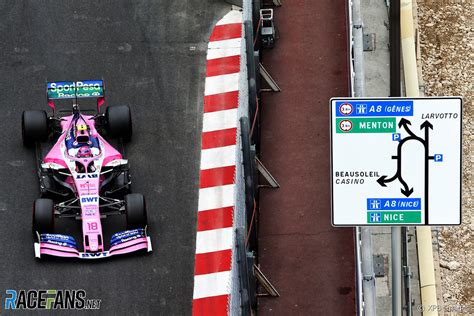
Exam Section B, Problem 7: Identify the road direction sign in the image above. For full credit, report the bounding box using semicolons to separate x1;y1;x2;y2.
330;97;462;226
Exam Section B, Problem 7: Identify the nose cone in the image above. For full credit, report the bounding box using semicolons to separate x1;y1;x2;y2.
88;235;101;252
90;242;98;251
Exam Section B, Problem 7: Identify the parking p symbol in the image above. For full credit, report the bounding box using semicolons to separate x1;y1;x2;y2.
434;154;443;162
392;133;401;141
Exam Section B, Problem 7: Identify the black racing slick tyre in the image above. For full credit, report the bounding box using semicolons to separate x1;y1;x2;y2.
106;105;132;141
33;198;55;235
125;193;147;229
22;110;48;146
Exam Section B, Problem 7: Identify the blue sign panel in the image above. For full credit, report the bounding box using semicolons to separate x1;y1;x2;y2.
335;100;414;117
367;198;421;210
434;154;443;162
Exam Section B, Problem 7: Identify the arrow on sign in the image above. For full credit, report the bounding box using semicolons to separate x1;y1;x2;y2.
420;120;433;131
377;139;415;196
377;175;396;187
421;120;434;224
377;167;414;197
398;118;417;138
398;174;413;197
401;187;414;197
377;119;435;199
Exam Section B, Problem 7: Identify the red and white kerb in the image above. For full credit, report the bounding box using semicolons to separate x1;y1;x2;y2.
192;10;243;316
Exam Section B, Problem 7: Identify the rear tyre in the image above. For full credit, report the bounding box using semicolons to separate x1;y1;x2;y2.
106;105;132;140
22;110;48;146
33;199;55;235
125;193;147;229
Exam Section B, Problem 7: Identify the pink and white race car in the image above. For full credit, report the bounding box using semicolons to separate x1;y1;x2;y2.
22;80;152;259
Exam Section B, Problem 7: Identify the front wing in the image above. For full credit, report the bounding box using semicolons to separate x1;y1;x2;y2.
34;229;152;259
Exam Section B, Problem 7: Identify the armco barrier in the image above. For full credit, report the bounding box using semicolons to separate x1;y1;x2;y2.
244;20;258;124
347;0;363;314
240;116;258;252
240;117;255;219
232;1;276;314
236;227;251;316
230;0;259;314
252;0;262;56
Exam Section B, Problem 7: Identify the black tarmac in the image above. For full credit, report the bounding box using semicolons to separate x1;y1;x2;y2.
0;1;230;314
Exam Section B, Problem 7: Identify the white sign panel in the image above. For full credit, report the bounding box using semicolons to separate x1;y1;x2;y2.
330;97;462;226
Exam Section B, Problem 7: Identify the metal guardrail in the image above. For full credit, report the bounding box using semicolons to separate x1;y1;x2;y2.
245;20;258;125
233;2;261;314
240;117;257;235
347;1;365;315
347;0;355;97
402;227;414;315
349;0;415;314
236;227;252;316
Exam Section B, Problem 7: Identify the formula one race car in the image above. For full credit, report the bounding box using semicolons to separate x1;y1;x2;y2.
22;80;152;259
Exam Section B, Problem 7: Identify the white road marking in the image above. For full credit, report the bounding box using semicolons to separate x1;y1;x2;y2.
195;227;234;254
200;145;236;170
193;271;231;299
198;184;235;212
204;73;239;96
216;10;242;26
202;109;238;133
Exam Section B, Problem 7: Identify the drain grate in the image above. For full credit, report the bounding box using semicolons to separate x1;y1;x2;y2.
373;254;385;277
363;33;376;51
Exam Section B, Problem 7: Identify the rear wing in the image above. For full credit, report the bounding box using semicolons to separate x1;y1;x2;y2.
46;80;105;111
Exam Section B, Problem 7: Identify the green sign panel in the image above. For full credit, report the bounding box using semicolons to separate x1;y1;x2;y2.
367;211;422;224
336;117;396;133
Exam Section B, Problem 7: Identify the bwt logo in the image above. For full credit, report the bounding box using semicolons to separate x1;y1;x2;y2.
76;174;98;179
80;252;108;258
81;196;98;203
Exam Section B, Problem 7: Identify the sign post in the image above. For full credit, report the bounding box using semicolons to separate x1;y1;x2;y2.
330;97;462;226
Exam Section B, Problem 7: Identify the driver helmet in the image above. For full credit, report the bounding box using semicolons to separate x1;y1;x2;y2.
77;146;92;158
75;124;90;143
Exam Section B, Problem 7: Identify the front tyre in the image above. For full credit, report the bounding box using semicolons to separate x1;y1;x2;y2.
33;198;55;235
106;105;132;141
125;193;147;229
22;110;48;146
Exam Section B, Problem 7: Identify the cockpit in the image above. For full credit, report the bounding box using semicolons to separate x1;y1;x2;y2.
65;121;101;159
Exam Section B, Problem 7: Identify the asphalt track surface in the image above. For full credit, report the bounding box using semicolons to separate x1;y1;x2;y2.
0;1;230;314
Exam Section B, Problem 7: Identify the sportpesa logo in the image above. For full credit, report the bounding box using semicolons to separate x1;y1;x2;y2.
48;81;101;92
4;289;101;310
47;80;104;99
